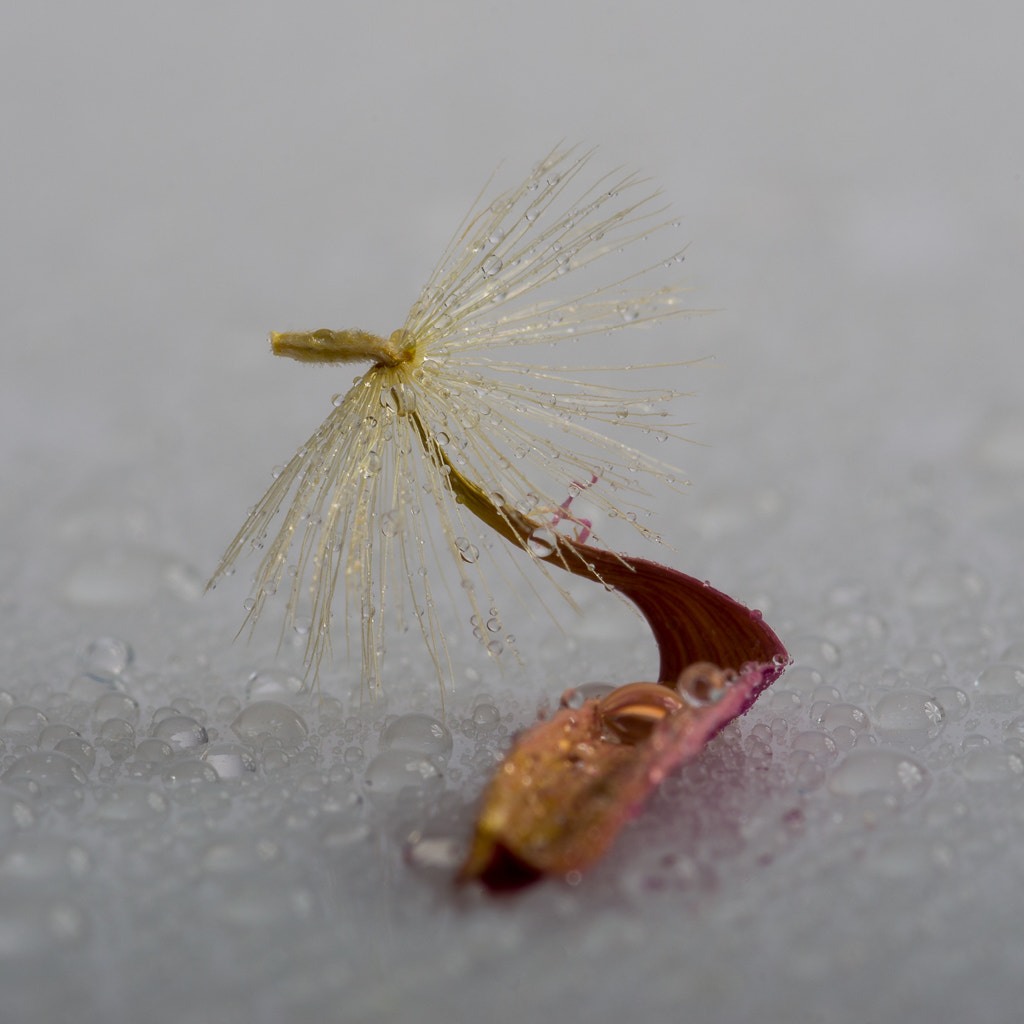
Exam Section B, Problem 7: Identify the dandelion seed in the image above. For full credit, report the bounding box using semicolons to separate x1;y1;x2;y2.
208;145;706;697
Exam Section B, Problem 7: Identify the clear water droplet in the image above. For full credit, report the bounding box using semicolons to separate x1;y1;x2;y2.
364;749;443;798
2;751;90;795
150;715;208;751
527;527;558;557
2;706;48;743
874;691;946;747
455;537;479;563
828;749;929;805
93;692;140;727
961;748;1024;784
231;702;309;751
815;702;870;733
970;663;1024;711
361;450;382;478
78;637;133;676
379;714;452;761
203;743;258;778
471;703;500;731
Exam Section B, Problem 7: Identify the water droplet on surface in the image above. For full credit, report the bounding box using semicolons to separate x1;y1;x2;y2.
791;730;839;764
361;450;382;477
961;748;1024;784
134;738;175;764
245;667;305;700
382;383;417;415
364;749;443;798
162;760;220;787
816;702;870;733
2;706;48;743
527;527;558;557
471;703;501;731
93;692;140;727
455;537;479;563
203;743;258;778
970;663;1024;711
874;691;946;747
231;701;309;751
828;749;929;805
379;714;453;761
54;738;95;773
481;254;503;276
78;636;133;676
2;751;89;797
150;715;208;751
932;686;969;721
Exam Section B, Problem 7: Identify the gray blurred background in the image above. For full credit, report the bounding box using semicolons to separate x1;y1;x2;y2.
2;2;1023;1022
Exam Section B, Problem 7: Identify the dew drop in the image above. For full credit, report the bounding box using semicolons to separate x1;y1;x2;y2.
231;701;309;751
245;668;304;700
481;254;503;276
364;749;443;798
134;738;175;764
527;527;558;557
515;493;539;513
2;751;90;796
380;714;453;761
791;730;839;764
815;702;870;732
455;537;479;563
150;715;208;752
78;636;133;676
874;691;946;747
2;706;48;743
828;749;929;805
382;383;417;415
961;748;1024;784
93;692;140;727
202;743;258;778
471;703;501;731
970;663;1024;711
361;451;382;478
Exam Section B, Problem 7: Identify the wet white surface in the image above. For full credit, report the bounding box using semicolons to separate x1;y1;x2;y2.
2;2;1023;1022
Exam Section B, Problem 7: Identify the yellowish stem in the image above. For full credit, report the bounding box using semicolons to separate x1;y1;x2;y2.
270;328;412;367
